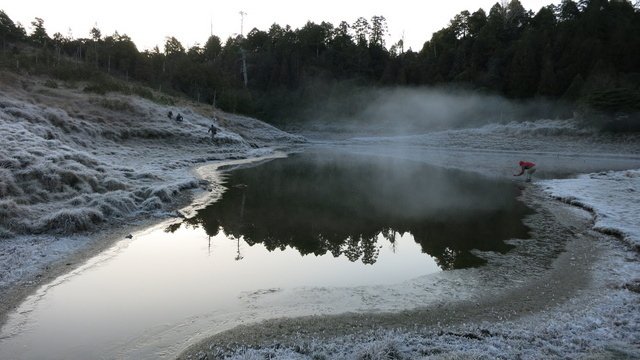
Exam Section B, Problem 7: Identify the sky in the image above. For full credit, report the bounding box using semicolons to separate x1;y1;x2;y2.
3;0;560;52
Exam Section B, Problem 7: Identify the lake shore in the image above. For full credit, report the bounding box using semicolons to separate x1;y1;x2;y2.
2;72;639;358
0;148;304;331
178;182;640;359
0;72;305;331
0;210;176;329
2;146;639;359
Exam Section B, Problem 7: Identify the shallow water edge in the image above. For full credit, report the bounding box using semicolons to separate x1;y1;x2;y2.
0;152;291;332
177;183;607;358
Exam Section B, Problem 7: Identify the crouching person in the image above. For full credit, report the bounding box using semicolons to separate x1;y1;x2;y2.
514;161;536;182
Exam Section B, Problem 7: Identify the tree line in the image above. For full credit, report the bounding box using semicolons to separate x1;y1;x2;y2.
1;0;639;124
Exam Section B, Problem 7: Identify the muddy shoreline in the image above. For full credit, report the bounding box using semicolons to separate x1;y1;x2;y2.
1;156;637;359
177;185;623;359
0;153;287;330
0;71;305;333
0;192;194;329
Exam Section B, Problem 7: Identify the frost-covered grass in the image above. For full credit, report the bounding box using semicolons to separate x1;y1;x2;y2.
0;72;302;236
185;226;640;359
350;119;640;156
189;273;640;360
0;71;304;290
3;71;640;359
542;169;640;249
180;147;640;360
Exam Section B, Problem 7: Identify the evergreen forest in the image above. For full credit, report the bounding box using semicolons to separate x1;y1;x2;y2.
1;0;639;128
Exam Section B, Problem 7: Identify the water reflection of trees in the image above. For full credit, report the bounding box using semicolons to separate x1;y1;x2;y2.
171;153;532;269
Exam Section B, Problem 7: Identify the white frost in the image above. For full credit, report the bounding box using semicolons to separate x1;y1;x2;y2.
0;73;304;292
3;72;640;359
184;123;640;360
542;169;640;248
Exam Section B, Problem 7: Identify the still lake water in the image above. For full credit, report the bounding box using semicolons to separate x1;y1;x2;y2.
0;151;531;359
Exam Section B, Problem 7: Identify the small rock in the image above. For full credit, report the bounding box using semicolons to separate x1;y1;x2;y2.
623;281;640;293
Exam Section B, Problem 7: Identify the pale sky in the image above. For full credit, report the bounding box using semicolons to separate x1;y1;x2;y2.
3;1;560;52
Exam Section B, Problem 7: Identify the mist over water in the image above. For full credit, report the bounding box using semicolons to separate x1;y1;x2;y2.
177;151;532;269
294;86;570;137
0;150;536;360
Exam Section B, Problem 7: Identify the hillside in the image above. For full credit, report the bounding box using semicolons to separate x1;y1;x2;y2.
3;2;640;123
0;71;304;295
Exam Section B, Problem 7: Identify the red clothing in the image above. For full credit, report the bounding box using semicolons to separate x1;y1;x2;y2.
519;161;535;169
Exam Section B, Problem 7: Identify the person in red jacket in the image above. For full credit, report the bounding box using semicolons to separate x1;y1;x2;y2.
514;161;536;182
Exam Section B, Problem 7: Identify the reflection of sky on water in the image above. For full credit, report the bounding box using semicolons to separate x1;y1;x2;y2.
175;151;532;269
0;150;533;360
0;224;438;360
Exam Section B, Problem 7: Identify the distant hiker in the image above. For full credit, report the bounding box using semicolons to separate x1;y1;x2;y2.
514;161;536;182
176;113;183;122
208;124;217;139
167;110;173;119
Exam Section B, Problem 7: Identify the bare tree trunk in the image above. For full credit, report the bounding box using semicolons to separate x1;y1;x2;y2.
241;49;248;87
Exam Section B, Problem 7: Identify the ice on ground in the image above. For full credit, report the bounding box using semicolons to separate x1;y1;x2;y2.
182;178;640;359
0;71;304;291
304;118;640;182
349;119;640;156
179;128;640;360
542;169;640;249
3;70;640;359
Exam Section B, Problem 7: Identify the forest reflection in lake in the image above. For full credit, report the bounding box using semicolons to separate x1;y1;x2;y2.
0;151;535;360
172;151;532;270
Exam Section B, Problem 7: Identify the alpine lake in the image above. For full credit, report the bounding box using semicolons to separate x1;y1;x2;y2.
0;149;533;359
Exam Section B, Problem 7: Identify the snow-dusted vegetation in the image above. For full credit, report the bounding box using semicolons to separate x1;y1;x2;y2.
176;123;640;360
0;72;303;236
180;168;640;360
0;71;304;290
542;169;640;249
2;69;640;359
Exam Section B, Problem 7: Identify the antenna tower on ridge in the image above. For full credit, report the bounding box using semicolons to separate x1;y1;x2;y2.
239;11;247;36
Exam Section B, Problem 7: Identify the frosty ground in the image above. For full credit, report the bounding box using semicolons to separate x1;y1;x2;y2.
0;71;304;324
179;168;640;360
178;124;640;358
2;70;640;359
